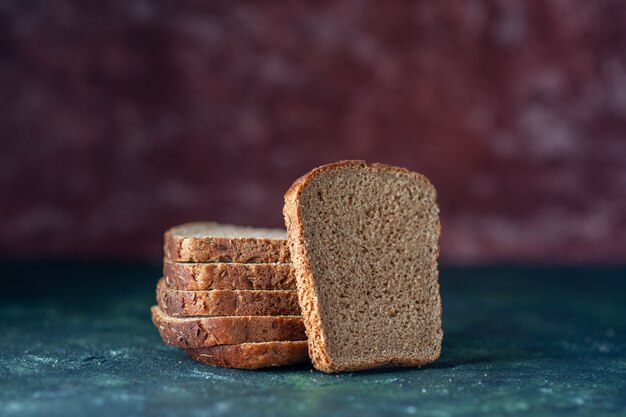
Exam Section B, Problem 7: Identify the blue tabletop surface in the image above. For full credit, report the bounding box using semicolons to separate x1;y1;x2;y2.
0;262;624;417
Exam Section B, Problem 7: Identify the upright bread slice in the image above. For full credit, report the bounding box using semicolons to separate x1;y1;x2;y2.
156;278;300;316
164;222;290;263
151;306;305;348
283;160;442;372
185;341;309;369
163;260;296;290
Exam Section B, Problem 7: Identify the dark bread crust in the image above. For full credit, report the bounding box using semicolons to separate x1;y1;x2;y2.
156;278;301;316
164;223;290;263
163;260;296;290
184;341;309;369
151;306;306;348
283;160;443;372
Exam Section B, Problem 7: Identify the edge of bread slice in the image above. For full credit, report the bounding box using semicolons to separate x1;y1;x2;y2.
184;341;309;369
283;160;443;372
164;222;290;263
156;278;301;316
151;306;305;348
163;259;296;290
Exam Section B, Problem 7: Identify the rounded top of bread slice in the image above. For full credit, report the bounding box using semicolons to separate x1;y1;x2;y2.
166;222;286;240
284;160;442;372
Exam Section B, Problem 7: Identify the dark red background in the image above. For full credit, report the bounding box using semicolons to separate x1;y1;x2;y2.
1;1;625;263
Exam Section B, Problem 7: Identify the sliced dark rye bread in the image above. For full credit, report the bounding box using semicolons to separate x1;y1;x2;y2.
184;341;309;369
151;306;305;348
283;160;443;372
164;222;290;263
156;278;301;316
163;259;296;290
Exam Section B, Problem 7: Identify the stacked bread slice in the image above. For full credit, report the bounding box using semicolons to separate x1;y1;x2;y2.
151;222;309;369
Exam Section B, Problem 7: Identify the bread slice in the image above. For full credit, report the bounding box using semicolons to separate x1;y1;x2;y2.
163;259;296;290
151;306;305;348
156;278;301;316
283;160;443;372
164;222;290;263
184;341;309;369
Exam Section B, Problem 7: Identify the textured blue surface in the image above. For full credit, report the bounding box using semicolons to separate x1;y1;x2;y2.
0;262;624;417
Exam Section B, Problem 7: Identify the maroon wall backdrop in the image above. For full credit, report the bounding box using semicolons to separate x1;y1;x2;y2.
1;1;625;263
